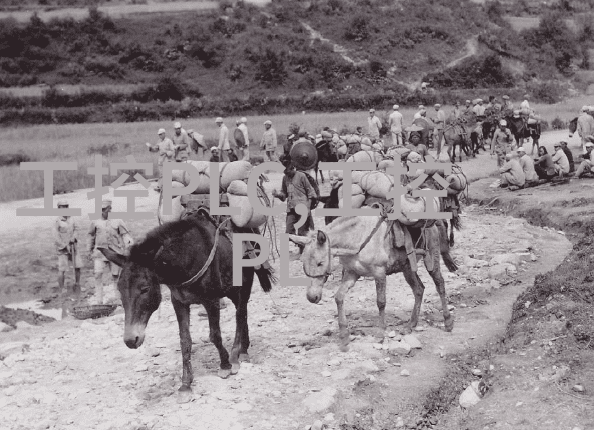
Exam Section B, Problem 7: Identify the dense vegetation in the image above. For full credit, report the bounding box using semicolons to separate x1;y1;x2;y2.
0;0;594;125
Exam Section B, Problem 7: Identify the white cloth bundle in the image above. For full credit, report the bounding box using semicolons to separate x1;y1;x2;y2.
176;160;252;194
226;180;268;228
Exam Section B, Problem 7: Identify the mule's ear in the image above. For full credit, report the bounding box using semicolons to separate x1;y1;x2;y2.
98;247;128;267
317;230;327;245
288;234;312;246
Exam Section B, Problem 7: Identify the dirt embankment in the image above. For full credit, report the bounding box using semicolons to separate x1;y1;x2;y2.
430;177;594;430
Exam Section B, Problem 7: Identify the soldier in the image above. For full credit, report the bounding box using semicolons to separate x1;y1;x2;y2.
88;199;134;305
367;108;382;140
215;117;231;162
172;121;191;162
272;163;317;254
234;118;250;161
492;120;514;167
433;103;446;155
260;120;278;161
54;200;83;295
502;95;513;112
146;128;175;192
388;104;404;147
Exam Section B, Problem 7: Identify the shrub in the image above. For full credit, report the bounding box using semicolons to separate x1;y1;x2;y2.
344;16;371;42
254;48;288;87
154;76;186;102
87;143;118;156
0;152;32;167
526;80;566;103
551;117;567;130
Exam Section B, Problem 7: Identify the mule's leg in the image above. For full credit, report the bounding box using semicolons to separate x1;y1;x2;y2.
202;299;233;379
427;229;454;332
401;265;425;333
375;276;387;332
449;220;455;247
335;270;359;351
171;297;194;392
235;268;254;366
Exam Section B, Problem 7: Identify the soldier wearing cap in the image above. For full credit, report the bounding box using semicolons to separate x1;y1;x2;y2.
87;199;134;305
552;142;570;176
433;103;446;155
367;108;382;140
146;128;175;192
464;99;473;114
576;106;594;152
388;104;404;147
272;164;317;252
234;117;250;162
502;95;513;111
576;138;594;178
54;199;83;295
516;147;538;183
215;117;231;162
260;120;278;162
492;119;515;167
172;121;191;162
472;99;485;117
453;101;463;119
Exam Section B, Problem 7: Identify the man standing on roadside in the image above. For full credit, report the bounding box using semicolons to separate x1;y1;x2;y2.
260;120;278;161
433;103;446;155
368;108;382;140
54;200;83;295
215;117;231;162
172;121;191;162
88;199;134;305
388;104;404;147
146;128;175;192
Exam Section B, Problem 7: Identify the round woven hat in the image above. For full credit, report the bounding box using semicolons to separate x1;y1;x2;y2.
290;141;318;171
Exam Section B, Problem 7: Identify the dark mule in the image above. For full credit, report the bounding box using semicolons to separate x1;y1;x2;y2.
314;139;338;184
443;125;471;163
98;212;275;393
506;116;541;154
569;117;578;136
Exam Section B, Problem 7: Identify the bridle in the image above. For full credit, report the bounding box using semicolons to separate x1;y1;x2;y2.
302;233;333;282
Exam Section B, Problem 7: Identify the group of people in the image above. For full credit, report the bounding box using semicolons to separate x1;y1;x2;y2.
147;118;279;192
498;137;594;190
54;199;133;305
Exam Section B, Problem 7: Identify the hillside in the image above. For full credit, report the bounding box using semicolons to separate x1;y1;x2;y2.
1;0;594;125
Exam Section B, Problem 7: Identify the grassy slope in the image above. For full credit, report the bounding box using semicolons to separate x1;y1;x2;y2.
0;0;488;94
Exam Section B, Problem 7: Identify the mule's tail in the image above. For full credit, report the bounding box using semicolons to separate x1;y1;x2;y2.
437;221;458;272
256;266;276;293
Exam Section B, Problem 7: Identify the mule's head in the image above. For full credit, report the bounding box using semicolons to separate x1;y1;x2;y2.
289;230;332;304
99;247;162;349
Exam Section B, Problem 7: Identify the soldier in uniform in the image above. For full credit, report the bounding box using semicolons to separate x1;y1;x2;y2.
172;121;191;162
491;120;515;167
88;199;134;305
54;200;83;295
146;128;175;192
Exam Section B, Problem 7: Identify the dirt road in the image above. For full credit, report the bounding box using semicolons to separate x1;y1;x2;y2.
0;128;587;430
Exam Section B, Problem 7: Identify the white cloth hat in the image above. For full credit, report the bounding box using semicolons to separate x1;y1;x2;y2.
393;104;399;110
174;121;181;128
585;142;594;148
57;199;68;207
102;199;112;208
369;108;375;112
582;106;589;112
264;120;272;126
158;128;166;135
434;103;441;108
499;120;507;126
517;147;526;153
215;117;224;123
241;117;247;123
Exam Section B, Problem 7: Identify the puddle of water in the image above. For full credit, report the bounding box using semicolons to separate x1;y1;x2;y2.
4;300;63;321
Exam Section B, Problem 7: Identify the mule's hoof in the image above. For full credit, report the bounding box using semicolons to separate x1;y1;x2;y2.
339;343;349;353
177;388;193;403
218;368;232;379
178;384;192;393
445;318;454;333
239;353;250;363
401;325;413;335
230;363;240;375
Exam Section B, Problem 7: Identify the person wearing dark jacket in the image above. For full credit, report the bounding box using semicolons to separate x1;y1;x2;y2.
560;141;575;173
